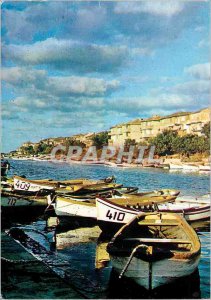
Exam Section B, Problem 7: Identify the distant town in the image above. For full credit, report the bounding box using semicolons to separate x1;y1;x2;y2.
7;107;210;163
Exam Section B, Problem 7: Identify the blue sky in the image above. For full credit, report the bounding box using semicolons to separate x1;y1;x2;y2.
2;1;210;152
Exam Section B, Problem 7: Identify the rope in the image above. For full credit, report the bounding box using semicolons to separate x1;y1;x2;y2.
119;244;150;279
1;256;38;264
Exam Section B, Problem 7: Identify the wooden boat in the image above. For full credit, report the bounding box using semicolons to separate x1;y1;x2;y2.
12;175;119;196
130;189;180;197
107;212;201;290
116;186;138;194
13;175;58;195
50;194;176;220
55;182;122;196
1;193;48;208
52;195;96;218
5;175;116;189
30;175;116;185
1;192;49;220
96;195;210;233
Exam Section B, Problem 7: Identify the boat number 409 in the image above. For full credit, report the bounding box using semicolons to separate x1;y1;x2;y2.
106;210;125;221
15;180;31;190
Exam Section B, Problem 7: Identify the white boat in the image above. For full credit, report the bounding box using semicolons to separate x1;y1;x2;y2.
13;175;57;194
96;195;210;232
199;165;210;171
53;196;96;218
182;164;199;171
50;194;176;220
169;163;183;170
107;212;201;290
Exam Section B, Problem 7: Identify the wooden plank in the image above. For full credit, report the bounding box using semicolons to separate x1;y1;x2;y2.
124;238;192;244
138;222;179;226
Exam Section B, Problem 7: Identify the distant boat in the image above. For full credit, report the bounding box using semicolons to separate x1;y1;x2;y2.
199;165;210;171
107;212;201;290
182;164;199;171
169;163;183;170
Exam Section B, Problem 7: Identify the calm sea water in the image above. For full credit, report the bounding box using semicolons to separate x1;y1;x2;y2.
3;159;210;299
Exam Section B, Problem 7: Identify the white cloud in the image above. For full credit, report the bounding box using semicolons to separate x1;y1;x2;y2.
194;26;205;32
3;38;129;73
185;63;210;80
198;39;209;48
2;67;120;97
114;1;185;17
172;80;210;95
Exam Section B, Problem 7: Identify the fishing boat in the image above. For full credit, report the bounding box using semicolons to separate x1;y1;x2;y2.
13;175;59;195
7;175;116;188
55;182;123;196
116;186;139;194
1;192;50;220
1;193;48;208
50;194;176;220
131;189;180;197
96;195;210;233
107;212;201;290
12;175;119;196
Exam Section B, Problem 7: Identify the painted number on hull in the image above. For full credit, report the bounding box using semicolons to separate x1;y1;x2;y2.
15;180;31;190
8;198;16;206
106;210;125;221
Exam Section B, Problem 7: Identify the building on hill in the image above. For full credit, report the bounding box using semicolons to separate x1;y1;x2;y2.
71;132;95;147
108;107;210;146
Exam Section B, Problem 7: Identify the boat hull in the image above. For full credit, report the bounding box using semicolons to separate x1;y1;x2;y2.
110;254;200;290
96;197;210;234
55;198;96;219
13;176;55;194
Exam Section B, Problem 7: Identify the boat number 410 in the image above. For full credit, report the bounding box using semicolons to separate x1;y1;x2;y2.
106;210;125;221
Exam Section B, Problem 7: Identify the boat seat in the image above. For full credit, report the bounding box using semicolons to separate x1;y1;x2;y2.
124;238;192;244
138;222;179;226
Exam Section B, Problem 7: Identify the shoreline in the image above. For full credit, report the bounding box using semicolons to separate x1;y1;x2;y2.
7;155;210;172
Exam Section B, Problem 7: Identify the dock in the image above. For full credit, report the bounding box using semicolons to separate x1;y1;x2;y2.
1;231;84;299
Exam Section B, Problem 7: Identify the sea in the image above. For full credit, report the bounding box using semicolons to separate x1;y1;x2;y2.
2;159;210;299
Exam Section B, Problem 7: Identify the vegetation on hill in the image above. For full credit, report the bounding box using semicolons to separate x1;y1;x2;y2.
149;122;210;157
91;132;109;149
14;122;210;159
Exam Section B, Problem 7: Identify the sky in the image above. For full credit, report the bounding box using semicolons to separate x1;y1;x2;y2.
2;0;210;152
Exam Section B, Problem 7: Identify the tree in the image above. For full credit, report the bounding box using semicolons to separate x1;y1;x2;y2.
149;130;178;156
25;145;35;155
124;139;137;147
202;122;210;139
91;132;109;148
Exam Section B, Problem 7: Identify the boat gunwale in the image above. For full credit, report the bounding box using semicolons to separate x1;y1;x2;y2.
108;212;201;260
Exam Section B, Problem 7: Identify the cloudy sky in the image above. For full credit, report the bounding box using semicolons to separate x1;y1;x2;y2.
2;1;210;152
